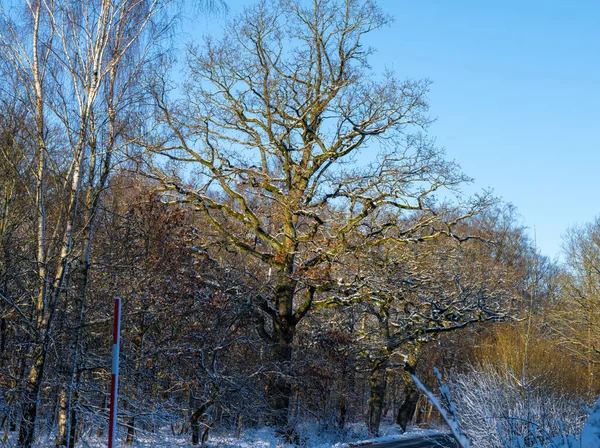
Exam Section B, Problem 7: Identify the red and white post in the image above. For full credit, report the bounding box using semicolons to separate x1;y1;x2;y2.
108;297;122;448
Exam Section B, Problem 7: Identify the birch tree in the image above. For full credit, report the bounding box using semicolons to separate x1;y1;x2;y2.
0;1;172;445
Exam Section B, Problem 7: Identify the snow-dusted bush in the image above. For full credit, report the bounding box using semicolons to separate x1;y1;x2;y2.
449;365;586;447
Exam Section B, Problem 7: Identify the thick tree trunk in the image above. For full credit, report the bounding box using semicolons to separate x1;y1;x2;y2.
366;358;387;437
268;321;294;427
190;417;200;445
190;400;213;445
396;352;420;432
396;377;419;432
263;273;298;428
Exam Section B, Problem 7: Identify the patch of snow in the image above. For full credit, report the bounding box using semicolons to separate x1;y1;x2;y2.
580;395;600;447
3;428;284;448
2;424;448;448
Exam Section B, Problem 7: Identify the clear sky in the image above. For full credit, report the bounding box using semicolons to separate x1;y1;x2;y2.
190;0;600;260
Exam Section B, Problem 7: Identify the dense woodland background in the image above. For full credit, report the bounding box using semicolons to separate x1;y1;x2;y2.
0;0;599;447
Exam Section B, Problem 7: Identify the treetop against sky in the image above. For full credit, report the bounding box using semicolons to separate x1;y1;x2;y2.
188;0;600;260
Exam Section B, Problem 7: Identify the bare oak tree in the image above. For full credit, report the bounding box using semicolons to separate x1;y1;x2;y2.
146;0;492;426
349;235;515;435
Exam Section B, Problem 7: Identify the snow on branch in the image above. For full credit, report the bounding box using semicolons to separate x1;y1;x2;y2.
411;368;471;448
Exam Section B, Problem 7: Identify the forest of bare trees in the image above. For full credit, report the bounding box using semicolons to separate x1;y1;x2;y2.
0;1;598;447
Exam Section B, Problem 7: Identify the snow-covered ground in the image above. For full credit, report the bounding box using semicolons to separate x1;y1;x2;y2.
2;424;445;447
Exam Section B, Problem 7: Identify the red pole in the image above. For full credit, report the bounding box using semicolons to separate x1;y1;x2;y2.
108;297;122;448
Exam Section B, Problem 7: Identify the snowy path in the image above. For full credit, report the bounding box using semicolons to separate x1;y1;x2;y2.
351;433;458;448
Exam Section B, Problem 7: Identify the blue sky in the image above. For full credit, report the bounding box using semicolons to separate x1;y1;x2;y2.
189;0;600;260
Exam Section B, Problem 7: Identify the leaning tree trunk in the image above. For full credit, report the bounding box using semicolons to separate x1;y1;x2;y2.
366;357;388;437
